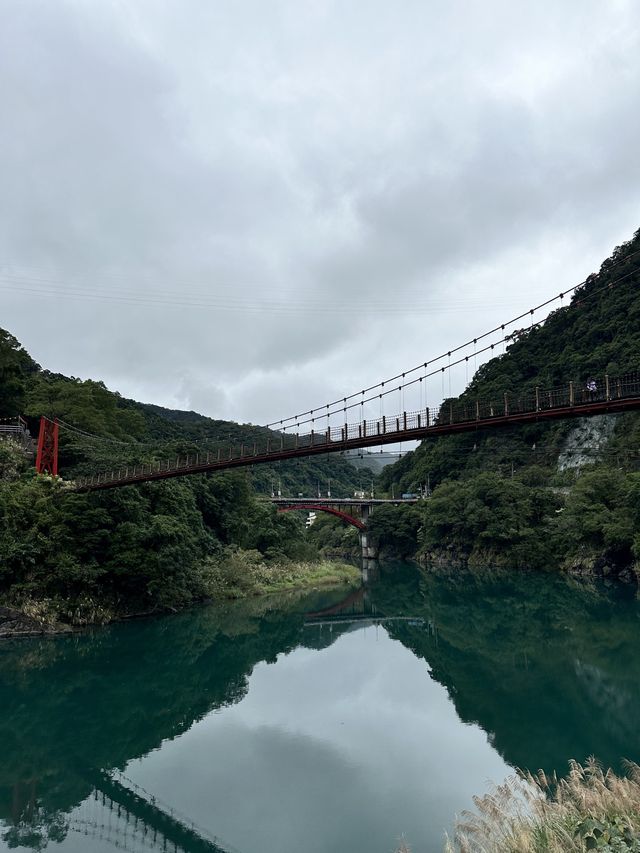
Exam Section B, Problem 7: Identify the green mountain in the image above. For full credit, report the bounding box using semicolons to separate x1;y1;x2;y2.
0;330;367;622
373;227;640;580
9;354;370;498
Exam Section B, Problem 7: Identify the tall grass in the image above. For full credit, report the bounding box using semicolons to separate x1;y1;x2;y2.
200;548;361;599
443;759;640;852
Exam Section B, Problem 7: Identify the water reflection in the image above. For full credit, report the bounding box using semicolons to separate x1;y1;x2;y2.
382;566;640;773
1;565;639;852
0;585;352;852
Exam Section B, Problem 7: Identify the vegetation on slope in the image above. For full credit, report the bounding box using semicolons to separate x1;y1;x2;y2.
0;438;358;626
377;228;640;578
0;330;367;625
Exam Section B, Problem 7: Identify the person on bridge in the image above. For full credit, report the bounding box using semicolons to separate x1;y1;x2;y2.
586;378;597;401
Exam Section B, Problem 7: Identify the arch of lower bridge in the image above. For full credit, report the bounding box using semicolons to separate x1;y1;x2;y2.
276;504;366;530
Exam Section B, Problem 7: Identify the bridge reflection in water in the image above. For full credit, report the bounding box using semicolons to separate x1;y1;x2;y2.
74;770;236;853
6;768;237;853
303;583;427;630
2;564;640;852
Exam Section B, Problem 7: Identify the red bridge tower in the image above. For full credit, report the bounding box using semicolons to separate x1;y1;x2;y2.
35;417;59;476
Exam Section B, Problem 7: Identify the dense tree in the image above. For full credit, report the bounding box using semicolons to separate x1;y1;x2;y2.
378;227;640;574
0;327;369;620
0;329;38;417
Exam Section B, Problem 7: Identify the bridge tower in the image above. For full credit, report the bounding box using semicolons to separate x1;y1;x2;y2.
35;417;59;476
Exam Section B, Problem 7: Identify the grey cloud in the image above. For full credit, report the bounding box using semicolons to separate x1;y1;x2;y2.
1;0;639;425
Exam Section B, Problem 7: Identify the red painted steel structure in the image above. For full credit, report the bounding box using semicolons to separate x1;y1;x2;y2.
276;503;366;530
70;370;640;492
35;416;59;476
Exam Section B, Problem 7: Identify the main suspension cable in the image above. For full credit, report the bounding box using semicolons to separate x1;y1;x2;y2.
267;259;640;431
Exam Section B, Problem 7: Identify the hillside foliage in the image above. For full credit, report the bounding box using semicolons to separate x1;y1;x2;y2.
378;229;640;577
0;334;368;621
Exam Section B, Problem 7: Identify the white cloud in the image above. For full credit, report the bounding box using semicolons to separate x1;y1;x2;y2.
1;0;639;424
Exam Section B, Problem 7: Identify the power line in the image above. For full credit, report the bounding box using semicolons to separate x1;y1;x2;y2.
0;273;521;314
37;250;640;478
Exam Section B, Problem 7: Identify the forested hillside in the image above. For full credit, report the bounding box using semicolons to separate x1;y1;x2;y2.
0;329;369;497
374;228;640;580
0;330;364;625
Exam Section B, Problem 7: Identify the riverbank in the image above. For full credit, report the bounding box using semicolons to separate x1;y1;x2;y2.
418;547;640;588
392;761;640;852
0;556;361;638
440;760;640;852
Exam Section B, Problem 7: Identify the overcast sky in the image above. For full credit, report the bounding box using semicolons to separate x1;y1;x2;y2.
1;0;639;427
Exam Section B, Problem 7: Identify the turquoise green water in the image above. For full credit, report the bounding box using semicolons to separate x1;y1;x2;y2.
1;563;639;853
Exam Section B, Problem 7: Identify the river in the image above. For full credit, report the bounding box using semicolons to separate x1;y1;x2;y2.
1;562;639;853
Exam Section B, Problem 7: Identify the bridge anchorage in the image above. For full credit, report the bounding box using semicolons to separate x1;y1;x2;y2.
269;497;419;561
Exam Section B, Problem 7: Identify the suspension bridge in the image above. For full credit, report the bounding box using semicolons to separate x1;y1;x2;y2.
42;370;639;493
76;770;236;853
16;251;640;493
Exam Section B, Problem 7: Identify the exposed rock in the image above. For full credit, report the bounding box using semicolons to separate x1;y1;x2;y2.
0;606;72;638
564;547;639;588
420;548;468;569
557;414;618;471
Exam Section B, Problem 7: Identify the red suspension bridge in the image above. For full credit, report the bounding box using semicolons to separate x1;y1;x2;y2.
31;370;640;493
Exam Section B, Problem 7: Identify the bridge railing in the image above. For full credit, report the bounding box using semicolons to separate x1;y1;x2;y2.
0;416;31;447
287;372;639;442
74;371;640;489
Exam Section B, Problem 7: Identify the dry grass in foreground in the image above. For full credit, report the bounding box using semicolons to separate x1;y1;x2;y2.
442;759;640;852
397;760;640;852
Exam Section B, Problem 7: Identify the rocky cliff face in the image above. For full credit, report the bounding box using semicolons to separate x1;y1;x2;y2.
557;414;618;471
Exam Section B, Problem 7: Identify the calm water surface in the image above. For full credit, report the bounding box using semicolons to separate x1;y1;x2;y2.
1;563;639;853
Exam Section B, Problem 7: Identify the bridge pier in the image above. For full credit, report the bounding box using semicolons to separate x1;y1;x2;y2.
358;504;377;561
359;529;377;561
360;558;379;584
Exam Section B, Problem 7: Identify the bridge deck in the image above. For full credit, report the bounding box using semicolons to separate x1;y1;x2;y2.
267;497;419;506
74;373;640;492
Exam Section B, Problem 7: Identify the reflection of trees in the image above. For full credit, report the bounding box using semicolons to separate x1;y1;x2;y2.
2;564;640;849
1;782;68;851
373;565;640;773
0;584;352;842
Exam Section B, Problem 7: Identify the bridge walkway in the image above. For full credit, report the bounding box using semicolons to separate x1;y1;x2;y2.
69;371;640;492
